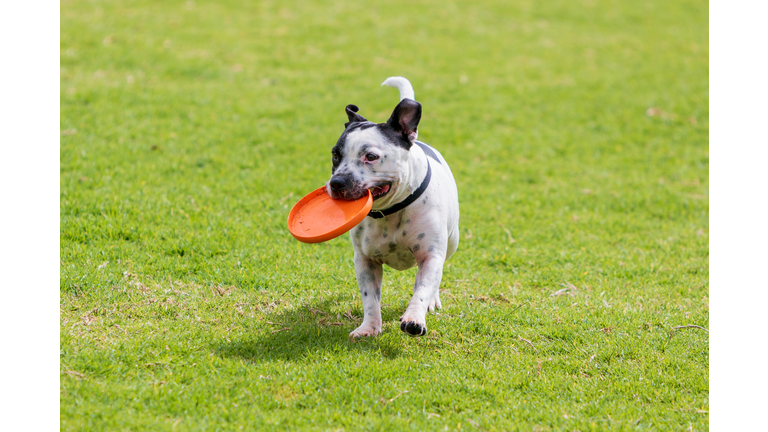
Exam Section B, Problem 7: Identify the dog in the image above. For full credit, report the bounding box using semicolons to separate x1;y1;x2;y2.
325;77;460;338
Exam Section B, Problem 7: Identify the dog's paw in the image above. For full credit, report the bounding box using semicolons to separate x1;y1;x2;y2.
349;324;381;339
399;315;427;336
427;291;442;313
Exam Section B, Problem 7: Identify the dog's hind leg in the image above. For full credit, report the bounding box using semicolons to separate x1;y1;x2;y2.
349;252;384;339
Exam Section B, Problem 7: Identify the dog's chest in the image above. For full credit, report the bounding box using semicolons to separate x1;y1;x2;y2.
351;213;418;270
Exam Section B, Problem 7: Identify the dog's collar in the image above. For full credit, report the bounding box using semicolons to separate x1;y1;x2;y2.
368;159;431;219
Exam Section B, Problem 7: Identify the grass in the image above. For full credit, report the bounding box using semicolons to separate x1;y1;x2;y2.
60;0;709;430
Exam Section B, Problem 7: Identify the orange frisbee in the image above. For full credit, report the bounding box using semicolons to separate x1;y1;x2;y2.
287;186;373;243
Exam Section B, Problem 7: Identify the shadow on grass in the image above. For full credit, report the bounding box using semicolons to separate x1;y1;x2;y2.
214;294;405;362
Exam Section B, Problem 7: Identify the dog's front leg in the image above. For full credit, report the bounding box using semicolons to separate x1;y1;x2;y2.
349;252;384;339
400;255;444;336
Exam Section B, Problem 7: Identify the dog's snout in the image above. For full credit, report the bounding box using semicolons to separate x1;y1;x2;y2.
329;177;347;193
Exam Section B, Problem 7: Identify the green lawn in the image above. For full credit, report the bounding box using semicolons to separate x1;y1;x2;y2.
60;0;709;430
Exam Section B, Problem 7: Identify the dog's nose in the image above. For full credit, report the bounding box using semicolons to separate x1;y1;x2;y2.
329;177;347;193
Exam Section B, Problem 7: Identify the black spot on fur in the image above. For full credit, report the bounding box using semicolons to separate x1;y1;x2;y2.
413;244;421;252
389;242;397;252
365;237;370;244
419;259;426;267
402;230;407;236
428;245;435;252
332;129;353;162
374;123;413;151
346;122;377;132
364;291;368;297
357;271;371;287
383;233;387;238
368;262;376;271
417;233;426;240
405;219;411;224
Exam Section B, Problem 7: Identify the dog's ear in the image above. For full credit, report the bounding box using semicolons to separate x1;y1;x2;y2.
386;98;421;143
344;104;368;128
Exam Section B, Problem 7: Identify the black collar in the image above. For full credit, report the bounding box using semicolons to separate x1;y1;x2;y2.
368;159;431;219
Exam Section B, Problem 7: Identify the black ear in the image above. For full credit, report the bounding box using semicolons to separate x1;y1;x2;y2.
344;104;368;128
386;98;421;143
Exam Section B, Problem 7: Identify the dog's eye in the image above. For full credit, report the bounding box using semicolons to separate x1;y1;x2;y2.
365;153;379;162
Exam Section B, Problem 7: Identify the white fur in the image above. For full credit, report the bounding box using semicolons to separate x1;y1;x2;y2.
382;76;415;101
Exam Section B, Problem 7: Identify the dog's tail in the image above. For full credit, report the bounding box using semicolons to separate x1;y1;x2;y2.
381;76;415;101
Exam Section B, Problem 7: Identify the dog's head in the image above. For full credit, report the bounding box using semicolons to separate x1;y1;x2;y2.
326;99;422;207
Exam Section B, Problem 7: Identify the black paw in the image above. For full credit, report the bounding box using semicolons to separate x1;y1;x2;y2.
400;320;427;336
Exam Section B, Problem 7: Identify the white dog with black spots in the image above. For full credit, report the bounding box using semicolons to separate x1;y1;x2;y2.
326;77;460;338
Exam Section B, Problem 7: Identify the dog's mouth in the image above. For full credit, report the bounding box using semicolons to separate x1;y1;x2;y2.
369;184;391;201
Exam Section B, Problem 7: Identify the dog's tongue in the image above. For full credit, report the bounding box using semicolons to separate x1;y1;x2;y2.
371;185;390;196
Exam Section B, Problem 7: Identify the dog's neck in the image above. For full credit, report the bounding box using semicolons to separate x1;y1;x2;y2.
370;144;429;212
